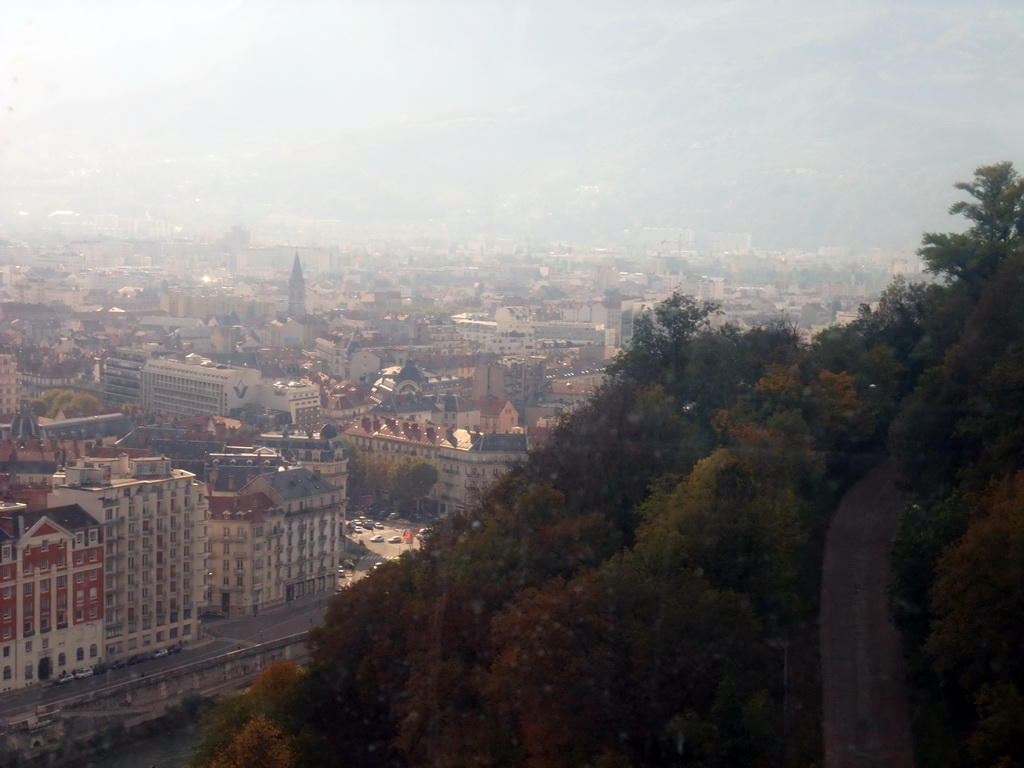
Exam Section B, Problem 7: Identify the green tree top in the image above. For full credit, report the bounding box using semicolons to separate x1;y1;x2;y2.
919;161;1024;290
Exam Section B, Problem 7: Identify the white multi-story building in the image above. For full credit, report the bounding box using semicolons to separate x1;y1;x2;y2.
50;455;210;661
258;381;321;432
141;357;262;418
140;356;320;428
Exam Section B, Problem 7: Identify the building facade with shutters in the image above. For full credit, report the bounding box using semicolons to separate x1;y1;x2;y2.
0;502;107;690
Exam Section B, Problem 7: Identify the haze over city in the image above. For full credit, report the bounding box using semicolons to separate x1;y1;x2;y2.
3;0;1024;251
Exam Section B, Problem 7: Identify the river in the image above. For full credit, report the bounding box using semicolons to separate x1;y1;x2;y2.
83;725;198;768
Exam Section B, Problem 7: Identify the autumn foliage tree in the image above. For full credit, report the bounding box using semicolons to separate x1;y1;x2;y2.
207;717;297;768
191;662;303;768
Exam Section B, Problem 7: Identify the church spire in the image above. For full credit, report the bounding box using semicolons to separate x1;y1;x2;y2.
288;252;306;317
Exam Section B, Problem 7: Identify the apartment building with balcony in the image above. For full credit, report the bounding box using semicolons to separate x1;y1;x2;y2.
238;467;341;605
436;432;528;515
49;455;210;661
206;493;276;618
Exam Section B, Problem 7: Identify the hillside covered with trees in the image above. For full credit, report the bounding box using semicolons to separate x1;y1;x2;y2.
192;163;1024;768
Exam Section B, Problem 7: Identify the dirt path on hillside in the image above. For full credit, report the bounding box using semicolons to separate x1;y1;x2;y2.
820;459;915;768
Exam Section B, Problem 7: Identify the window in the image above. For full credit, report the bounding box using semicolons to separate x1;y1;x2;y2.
22;583;31;596
56;576;65;588
2;666;9;680
22;665;30;680
24;641;30;653
236;575;244;587
40;581;49;593
58;652;65;666
1;588;9;600
76;647;84;661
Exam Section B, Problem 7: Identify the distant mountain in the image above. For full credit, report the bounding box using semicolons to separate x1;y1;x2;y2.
2;1;1022;250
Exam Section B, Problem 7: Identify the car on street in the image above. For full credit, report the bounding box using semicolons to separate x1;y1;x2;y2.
373;522;385;529
74;667;94;679
56;672;75;685
153;648;169;658
369;534;384;542
387;535;402;543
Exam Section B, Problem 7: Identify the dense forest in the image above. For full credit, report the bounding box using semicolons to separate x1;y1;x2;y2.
191;163;1024;768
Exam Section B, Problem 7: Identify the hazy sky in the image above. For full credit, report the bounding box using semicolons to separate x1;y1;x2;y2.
3;1;1024;249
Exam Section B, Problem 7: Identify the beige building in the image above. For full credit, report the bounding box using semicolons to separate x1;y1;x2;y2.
205;493;276;618
238;467;342;606
252;427;348;500
436;432;528;515
50;455;210;661
343;418;528;515
0;353;20;416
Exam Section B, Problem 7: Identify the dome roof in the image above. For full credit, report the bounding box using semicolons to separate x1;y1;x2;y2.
396;362;423;383
10;411;41;439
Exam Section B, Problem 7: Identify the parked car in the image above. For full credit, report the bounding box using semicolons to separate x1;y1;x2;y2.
373;522;385;529
370;534;384;542
56;672;75;685
152;648;169;659
73;667;94;679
